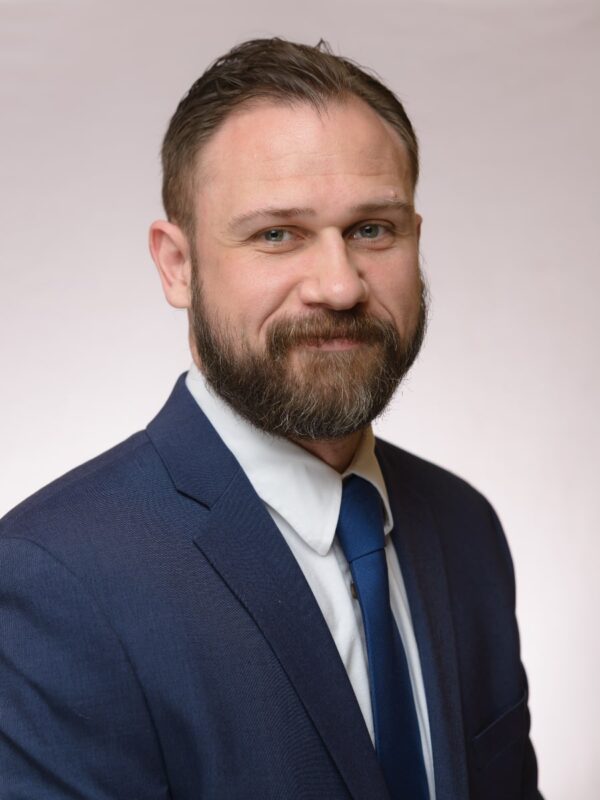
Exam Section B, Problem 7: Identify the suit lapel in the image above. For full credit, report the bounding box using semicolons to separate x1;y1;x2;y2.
147;376;389;800
377;445;469;800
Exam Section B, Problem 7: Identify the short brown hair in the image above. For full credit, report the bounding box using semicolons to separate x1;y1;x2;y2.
161;37;419;237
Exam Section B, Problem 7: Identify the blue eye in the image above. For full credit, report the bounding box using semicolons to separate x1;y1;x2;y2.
262;229;289;243
355;223;384;239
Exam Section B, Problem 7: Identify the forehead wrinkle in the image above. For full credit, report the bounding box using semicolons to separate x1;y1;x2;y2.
248;145;406;176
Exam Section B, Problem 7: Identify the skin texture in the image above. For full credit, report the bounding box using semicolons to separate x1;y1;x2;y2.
150;96;423;472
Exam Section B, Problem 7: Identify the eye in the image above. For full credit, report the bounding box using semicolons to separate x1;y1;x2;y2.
259;228;292;244
351;223;389;240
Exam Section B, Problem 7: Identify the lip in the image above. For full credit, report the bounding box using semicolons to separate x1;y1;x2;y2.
301;337;362;351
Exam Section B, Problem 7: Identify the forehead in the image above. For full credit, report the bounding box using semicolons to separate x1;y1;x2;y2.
193;96;413;218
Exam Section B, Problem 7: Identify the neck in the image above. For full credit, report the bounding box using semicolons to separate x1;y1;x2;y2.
291;430;364;473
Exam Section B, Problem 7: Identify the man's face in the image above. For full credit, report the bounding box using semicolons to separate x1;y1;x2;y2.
188;96;427;440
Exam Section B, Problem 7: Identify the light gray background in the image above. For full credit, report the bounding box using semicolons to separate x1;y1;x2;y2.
2;1;599;796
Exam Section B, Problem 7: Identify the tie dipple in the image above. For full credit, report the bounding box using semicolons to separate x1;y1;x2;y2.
336;475;429;800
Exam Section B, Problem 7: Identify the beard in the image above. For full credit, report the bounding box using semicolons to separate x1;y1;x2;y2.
190;259;428;441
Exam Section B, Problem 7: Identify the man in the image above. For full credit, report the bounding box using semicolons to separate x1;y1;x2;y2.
0;38;542;799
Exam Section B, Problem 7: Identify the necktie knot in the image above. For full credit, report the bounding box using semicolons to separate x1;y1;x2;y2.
336;474;385;563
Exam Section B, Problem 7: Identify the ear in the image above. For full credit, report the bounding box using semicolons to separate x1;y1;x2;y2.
414;212;422;243
148;220;192;309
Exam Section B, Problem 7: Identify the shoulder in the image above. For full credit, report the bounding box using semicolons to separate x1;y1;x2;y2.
375;437;515;589
0;430;166;548
375;436;491;512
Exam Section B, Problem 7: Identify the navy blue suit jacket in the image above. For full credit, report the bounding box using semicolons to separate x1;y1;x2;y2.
0;375;542;799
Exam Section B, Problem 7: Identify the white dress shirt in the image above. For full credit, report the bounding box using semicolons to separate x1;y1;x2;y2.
186;364;436;799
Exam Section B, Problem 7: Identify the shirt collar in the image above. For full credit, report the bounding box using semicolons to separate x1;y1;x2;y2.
185;363;394;556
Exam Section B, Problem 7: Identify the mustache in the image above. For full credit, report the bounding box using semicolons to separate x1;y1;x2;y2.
267;310;399;358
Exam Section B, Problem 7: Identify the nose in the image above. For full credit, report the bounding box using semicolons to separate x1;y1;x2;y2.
298;231;368;310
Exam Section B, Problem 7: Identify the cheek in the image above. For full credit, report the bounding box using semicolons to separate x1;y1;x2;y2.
369;257;422;328
204;258;296;339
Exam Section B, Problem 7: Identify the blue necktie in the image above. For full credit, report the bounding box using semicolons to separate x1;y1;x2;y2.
336;475;429;800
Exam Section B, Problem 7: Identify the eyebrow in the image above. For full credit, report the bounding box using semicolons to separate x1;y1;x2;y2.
227;199;414;234
349;199;414;216
227;207;315;233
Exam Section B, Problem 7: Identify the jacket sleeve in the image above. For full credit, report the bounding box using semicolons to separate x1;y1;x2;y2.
0;536;169;799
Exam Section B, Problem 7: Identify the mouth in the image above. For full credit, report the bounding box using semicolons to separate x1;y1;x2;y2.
300;337;364;352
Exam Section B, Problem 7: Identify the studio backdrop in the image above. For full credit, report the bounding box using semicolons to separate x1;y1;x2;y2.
1;2;599;797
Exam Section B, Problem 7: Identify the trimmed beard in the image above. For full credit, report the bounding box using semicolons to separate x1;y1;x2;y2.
190;257;428;441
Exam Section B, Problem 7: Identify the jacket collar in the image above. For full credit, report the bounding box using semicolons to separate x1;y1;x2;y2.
184;364;395;556
146;373;241;508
